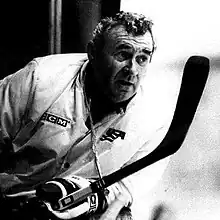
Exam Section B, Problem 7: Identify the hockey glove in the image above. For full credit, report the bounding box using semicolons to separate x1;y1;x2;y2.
35;175;107;219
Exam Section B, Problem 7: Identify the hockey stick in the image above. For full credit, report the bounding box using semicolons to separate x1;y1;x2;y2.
55;55;210;207
100;55;210;188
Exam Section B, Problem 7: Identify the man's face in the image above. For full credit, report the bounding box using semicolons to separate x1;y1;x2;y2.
91;25;153;103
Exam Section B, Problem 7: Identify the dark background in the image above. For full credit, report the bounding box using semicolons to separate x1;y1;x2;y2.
1;0;121;79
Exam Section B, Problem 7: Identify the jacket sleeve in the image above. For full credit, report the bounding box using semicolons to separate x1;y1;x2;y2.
0;60;38;192
109;123;172;217
0;60;38;145
116;88;177;213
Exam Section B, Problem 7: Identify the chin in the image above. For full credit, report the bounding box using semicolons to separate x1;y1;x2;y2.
112;94;133;103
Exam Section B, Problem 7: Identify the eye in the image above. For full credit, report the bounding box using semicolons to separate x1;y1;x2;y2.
136;55;149;66
114;51;132;62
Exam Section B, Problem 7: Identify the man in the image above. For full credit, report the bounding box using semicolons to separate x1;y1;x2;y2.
0;11;173;219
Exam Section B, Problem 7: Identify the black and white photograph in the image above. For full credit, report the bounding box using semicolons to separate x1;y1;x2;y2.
0;0;220;219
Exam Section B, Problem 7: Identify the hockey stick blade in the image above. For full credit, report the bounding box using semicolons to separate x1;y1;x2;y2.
92;55;210;190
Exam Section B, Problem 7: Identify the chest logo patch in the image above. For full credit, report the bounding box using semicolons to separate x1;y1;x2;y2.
100;128;126;142
41;112;70;127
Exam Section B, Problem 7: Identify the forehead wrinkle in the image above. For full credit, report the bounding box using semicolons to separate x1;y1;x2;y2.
115;39;152;52
104;26;153;52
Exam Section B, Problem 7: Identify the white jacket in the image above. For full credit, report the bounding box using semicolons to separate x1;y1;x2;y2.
0;53;174;213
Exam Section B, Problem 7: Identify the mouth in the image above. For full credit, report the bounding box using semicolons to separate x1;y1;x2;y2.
118;80;134;86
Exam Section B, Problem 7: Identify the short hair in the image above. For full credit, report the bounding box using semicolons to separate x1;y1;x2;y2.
92;11;156;55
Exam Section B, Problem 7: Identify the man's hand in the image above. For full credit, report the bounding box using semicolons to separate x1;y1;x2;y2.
3;175;132;220
36;175;133;220
98;194;133;220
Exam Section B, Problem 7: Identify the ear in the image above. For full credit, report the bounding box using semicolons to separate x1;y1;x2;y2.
87;40;96;61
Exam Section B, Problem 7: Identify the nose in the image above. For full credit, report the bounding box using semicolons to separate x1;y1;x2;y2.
125;58;139;76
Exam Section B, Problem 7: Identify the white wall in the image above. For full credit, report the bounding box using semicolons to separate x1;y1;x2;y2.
121;0;220;62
